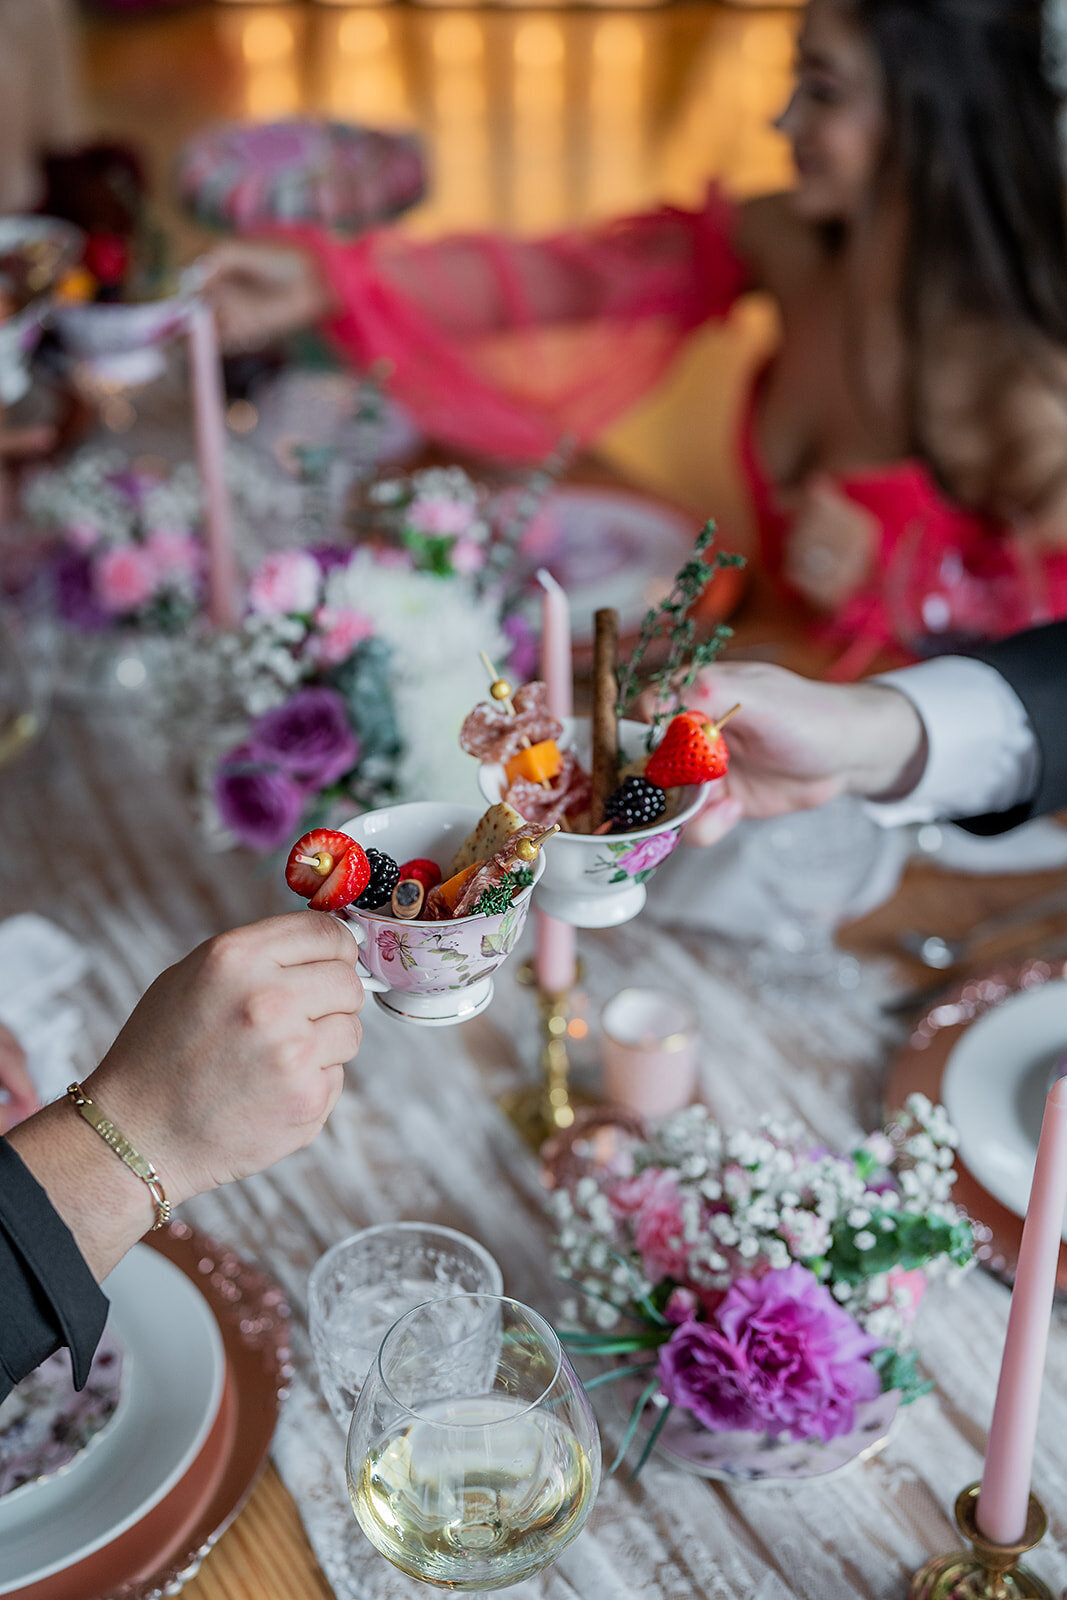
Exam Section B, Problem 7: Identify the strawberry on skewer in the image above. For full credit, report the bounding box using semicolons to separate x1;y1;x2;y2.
285;829;371;912
645;704;740;789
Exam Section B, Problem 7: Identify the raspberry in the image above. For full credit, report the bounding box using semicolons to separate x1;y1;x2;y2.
604;776;667;832
354;849;401;910
398;858;442;893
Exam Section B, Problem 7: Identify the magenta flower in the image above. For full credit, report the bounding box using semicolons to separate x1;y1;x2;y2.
214;750;306;852
658;1265;881;1442
250;687;360;790
616;830;678;876
310;605;376;667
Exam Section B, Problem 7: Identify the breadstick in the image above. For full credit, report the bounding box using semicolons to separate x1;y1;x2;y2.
591;607;620;830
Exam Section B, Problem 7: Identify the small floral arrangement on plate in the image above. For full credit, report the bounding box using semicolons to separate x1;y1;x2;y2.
23;446;282;633
549;1096;975;1478
362;466;493;579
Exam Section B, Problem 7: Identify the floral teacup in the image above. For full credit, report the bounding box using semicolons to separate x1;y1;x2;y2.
53;293;192;388
479;718;711;929
337;801;544;1026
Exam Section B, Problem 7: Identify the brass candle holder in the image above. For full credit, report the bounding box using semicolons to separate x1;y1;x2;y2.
908;1485;1054;1600
501;961;594;1150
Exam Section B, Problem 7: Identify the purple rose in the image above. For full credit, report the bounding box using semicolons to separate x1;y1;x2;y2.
250;687;359;790
616;829;679;876
214;749;306;852
657;1264;881;1443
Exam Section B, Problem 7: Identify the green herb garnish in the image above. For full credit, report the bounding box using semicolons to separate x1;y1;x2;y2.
614;520;746;749
470;864;535;916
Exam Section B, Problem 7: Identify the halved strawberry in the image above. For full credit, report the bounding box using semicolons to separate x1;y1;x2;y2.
285;829;371;912
645;711;730;788
398;857;442;893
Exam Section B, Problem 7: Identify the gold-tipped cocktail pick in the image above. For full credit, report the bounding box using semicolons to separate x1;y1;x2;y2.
478;653;571;831
295;850;334;875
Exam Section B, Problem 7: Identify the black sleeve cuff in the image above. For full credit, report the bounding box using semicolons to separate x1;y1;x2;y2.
0;1140;109;1397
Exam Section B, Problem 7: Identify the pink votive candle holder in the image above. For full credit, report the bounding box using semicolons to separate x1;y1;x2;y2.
600;988;699;1119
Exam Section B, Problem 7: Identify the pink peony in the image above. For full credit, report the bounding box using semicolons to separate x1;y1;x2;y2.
616;830;679;876
95;544;157;613
610;1168;690;1281
406;495;475;537
657;1264;881;1443
248;549;321;617
310;606;376;667
145;530;201;578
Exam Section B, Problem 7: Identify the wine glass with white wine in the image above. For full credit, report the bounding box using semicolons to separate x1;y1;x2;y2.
347;1294;601;1591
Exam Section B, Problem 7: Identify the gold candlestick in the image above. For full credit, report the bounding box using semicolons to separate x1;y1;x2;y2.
908;1485;1053;1600
501;962;593;1150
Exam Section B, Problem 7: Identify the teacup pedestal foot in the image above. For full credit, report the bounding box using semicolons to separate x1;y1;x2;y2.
501;963;595;1151
908;1486;1053;1600
373;976;495;1028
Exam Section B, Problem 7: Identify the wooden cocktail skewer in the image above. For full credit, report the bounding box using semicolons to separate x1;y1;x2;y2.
508;822;561;866
479;652;571;832
295;850;333;875
705;702;741;737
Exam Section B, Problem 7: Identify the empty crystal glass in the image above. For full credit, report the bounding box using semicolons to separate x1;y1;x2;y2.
308;1223;503;1431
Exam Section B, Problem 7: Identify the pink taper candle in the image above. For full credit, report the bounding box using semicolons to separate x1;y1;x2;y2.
976;1076;1067;1544
535;566;576;993
536;568;573;721
187;302;239;629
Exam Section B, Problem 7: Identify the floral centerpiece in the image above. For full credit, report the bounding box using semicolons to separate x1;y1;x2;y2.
548;1096;975;1478
170;539;510;851
23;446;283;634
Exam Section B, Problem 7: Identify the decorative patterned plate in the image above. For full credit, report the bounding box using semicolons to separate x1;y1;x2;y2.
609;1381;900;1483
3;1222;291;1600
0;1330;124;1502
884;955;1067;1291
176;119;426;232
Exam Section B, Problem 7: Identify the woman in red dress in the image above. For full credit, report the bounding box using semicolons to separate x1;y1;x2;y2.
205;0;1067;660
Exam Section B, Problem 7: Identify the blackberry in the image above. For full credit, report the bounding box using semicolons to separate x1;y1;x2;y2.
354;849;400;909
604;775;667;832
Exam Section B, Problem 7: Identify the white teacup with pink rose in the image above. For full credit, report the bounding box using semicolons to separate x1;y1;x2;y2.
337;801;545;1026
479;717;711;929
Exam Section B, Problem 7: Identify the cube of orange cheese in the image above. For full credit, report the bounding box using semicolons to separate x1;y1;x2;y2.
433;860;483;914
504;739;563;788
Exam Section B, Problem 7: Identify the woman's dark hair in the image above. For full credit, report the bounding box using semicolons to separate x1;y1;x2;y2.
857;0;1067;444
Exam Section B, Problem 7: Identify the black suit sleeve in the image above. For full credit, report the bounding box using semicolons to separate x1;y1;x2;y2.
957;622;1067;834
0;1140;109;1403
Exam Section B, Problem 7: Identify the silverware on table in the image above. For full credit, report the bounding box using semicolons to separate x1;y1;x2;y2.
898;886;1067;970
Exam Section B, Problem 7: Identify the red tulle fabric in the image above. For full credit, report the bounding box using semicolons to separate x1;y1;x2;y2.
287;186;748;462
286;189;1067;670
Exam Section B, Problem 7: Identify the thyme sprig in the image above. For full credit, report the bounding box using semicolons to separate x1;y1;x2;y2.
614;521;745;749
470;864;535;917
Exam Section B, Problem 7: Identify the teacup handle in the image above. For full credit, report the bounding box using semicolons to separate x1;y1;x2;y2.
340;917;389;993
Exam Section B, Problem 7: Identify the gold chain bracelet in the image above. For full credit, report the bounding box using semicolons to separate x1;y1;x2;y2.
66;1082;172;1231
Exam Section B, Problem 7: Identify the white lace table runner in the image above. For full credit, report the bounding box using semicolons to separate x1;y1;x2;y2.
5;715;1066;1600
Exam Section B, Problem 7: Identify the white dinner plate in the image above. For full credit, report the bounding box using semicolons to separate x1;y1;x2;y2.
0;1244;225;1593
520;486;699;642
942;981;1067;1236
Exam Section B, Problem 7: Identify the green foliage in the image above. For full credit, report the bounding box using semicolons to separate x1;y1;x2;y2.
613;520;746;747
827;1209;975;1286
327;637;403;766
870;1347;933;1406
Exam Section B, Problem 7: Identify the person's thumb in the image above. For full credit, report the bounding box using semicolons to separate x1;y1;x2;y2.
683;793;743;848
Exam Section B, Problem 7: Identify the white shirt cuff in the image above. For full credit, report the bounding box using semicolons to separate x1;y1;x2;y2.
864;657;1039;827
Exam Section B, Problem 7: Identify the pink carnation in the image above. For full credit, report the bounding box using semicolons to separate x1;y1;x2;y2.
67;521;102;552
145;530;200;578
610;1168;690;1281
310;606;376;666
449;536;486;575
95;544;157;613
406;495;475;537
248;550;321;617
